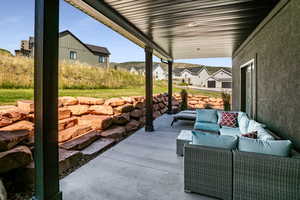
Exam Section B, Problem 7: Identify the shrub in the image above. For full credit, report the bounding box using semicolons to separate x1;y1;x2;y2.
221;92;231;111
204;103;213;109
180;89;188;110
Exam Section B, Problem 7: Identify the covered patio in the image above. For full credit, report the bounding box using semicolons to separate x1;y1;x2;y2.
60;114;212;200
32;0;299;200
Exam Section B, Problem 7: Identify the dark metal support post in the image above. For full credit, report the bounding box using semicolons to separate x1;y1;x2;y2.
167;60;173;114
145;47;154;132
33;0;61;199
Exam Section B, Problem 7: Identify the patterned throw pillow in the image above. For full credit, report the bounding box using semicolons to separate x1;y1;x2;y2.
241;131;258;139
220;112;238;127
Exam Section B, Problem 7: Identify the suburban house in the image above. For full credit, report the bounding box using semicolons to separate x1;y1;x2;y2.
127;64;167;80
174;66;232;89
15;30;110;67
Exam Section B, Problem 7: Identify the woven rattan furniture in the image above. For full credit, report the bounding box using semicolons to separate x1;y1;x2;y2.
176;130;193;156
184;144;233;200
171;110;196;126
233;151;300;200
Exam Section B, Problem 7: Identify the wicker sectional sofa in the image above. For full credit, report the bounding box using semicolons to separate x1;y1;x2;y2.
184;144;233;200
183;109;300;200
184;144;300;200
232;151;300;200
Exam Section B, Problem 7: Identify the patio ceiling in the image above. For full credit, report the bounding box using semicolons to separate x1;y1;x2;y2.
65;0;279;60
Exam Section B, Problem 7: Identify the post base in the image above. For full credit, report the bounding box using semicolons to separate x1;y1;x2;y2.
32;191;62;200
167;110;173;114
145;125;154;132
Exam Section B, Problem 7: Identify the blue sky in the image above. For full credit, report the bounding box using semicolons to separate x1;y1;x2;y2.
0;0;232;67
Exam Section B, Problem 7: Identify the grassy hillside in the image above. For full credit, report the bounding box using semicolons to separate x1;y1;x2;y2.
0;48;12;56
0;54;166;89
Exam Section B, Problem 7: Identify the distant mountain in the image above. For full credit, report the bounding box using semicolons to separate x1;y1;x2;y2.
0;48;12;56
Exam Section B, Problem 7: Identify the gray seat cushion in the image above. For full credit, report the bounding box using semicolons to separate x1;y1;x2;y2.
220;127;241;136
173;113;196;120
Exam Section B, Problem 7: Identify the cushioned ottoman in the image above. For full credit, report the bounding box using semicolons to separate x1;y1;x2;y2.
176;130;193;156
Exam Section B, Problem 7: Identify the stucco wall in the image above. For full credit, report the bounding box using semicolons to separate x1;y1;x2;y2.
232;0;300;149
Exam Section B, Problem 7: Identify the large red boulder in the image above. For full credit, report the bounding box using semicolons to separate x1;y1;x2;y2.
59;96;78;106
130;109;143;118
0;120;34;135
113;104;134;114
99;126;126;139
77;97;105;105
59;117;78;131
0;146;32;174
112;113;130;125
125;120;140;133
78;115;113;130
60;130;100;150
104;98;126;107
58;124;92;143
17;100;34;113
66;105;90;116
0;130;30;151
59;108;72;120
89;105;114;115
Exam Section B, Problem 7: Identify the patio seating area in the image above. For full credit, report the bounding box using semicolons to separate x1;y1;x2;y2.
26;0;299;199
61;114;216;200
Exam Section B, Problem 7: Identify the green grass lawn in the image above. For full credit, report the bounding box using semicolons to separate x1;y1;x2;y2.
0;87;221;105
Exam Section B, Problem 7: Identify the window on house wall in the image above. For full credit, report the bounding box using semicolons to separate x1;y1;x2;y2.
70;51;77;60
222;82;232;88
99;56;105;63
208;80;216;88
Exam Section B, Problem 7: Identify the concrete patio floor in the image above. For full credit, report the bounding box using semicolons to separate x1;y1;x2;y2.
61;114;216;200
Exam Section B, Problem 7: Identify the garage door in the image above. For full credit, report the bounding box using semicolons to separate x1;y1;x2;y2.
207;81;216;88
222;82;232;88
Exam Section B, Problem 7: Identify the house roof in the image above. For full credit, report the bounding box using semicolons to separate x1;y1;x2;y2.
86;44;110;55
59;30;110;56
173;66;232;76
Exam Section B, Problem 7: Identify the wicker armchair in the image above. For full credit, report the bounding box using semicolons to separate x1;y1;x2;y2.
233;151;300;200
184;144;233;200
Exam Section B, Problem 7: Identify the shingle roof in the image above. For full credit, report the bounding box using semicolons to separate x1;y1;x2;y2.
173;66;231;76
59;30;110;56
85;44;110;55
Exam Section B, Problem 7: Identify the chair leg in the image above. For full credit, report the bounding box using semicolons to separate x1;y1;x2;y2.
171;118;177;127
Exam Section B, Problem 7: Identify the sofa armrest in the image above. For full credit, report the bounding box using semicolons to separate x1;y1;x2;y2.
184;144;232;200
233;150;300;200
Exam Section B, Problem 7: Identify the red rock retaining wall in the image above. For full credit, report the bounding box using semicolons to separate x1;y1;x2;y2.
173;93;224;110
0;93;224;187
0;94;180;181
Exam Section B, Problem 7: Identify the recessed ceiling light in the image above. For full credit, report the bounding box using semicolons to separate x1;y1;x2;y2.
187;22;197;27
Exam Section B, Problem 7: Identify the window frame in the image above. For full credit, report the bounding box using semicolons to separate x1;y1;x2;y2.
98;56;105;63
69;51;77;60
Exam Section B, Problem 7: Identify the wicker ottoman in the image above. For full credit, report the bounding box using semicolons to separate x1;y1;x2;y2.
176;130;193;156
